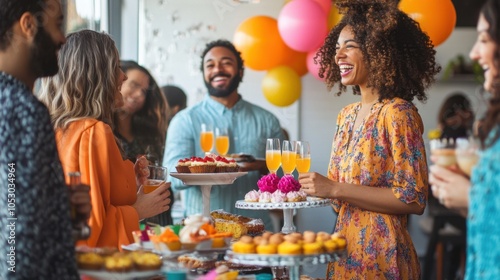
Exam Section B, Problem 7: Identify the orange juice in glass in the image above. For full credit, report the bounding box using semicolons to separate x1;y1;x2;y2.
455;137;480;176
200;123;214;153
281;140;296;174
143;166;167;194
296;141;311;173
215;127;229;156
430;139;456;167
266;138;281;174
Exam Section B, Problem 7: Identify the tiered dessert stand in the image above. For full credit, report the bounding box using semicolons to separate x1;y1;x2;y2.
235;197;331;234
169;172;248;217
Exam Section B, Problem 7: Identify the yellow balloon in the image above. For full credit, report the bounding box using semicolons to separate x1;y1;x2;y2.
328;5;343;30
262;66;302;107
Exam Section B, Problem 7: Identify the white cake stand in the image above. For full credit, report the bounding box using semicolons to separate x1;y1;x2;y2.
170;172;248;217
226;249;346;279
235;197;331;234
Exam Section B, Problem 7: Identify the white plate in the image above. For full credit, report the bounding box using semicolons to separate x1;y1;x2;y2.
235;197;331;210
225;249;346;266
121;243;154;252
170;172;248;185
79;269;162;280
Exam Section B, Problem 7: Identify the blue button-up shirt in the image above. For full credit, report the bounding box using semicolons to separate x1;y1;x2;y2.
163;94;283;228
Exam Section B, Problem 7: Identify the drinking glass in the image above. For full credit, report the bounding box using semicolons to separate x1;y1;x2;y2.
295;141;311;173
68;172;91;240
143;166;168;194
200;123;214;154
281;140;297;175
266;138;281;174
430;138;457;167
215;127;229;156
455;137;480;177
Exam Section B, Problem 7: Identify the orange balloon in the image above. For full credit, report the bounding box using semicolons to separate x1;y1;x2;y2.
233;16;291;71
281;47;308;77
399;0;456;47
327;5;343;30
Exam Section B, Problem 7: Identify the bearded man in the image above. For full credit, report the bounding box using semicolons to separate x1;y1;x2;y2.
163;40;283;229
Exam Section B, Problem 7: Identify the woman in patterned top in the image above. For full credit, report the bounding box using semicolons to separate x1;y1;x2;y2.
38;30;172;249
430;0;500;278
298;0;440;279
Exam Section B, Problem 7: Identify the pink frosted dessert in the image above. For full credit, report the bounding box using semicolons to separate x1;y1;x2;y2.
271;190;286;203
297;190;308;200
259;191;272;203
286;191;305;202
277;175;301;193
257;173;280;193
244;190;260;202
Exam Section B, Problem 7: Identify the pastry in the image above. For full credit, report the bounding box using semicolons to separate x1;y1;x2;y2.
175;157;192;173
104;253;133;272
271;190;286;203
286;191;305;202
256;239;278;254
213;219;248;239
232;235;256;254
178;254;217;270
244;190;260;202
211;210;265;236
258;191;272;203
131;252;162;271
303;241;323;255
277;240;302;255
76;252;104;270
188;157;217;173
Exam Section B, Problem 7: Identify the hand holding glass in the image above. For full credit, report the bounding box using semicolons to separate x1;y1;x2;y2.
68;172;91;240
295;141;311;173
143;166;168;194
200;123;213;153
266;138;281;174
215;127;229;156
281;140;297;175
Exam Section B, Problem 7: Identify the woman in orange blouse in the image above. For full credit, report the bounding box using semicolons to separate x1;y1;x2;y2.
38;30;172;249
298;1;440;279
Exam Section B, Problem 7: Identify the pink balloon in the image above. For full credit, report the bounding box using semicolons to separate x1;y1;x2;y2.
312;0;332;15
307;48;323;81
278;0;328;52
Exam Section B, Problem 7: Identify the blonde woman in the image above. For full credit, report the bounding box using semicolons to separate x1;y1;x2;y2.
38;30;172;249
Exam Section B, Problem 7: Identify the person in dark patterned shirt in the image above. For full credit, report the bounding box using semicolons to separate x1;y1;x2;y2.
0;0;91;279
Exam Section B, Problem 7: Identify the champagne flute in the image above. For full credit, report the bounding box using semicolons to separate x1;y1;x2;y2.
295;141;311;173
281;140;297;175
200;123;214;154
266;138;281;174
215;127;230;156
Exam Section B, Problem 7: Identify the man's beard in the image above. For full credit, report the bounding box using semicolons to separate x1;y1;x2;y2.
30;26;60;78
204;73;241;98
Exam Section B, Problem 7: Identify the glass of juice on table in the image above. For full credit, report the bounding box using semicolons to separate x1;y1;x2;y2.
200;123;214;154
266;138;281;174
430;138;456;167
295;141;311;173
455;137;480;177
143;166;168;194
215;127;229;156
281;140;297;175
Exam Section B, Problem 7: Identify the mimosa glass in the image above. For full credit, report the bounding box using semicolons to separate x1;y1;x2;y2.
215;127;229;156
455;137;480;176
266;138;281;174
143;166;168;194
281;140;297;175
200;123;214;153
296;141;311;173
430;138;456;167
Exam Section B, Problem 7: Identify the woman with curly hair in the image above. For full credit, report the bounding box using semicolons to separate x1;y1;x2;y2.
430;0;500;278
298;0;440;278
38;30;172;248
113;60;172;226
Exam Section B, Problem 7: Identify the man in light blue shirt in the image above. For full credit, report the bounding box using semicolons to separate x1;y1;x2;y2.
163;39;283;229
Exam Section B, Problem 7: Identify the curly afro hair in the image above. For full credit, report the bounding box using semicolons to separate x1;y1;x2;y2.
316;0;441;103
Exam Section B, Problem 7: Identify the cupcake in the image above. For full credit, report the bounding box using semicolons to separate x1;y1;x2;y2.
188;157;217;173
286;191;305;202
277;175;301;193
132;252;162;271
104;253;133;272
244;190;260;202
271;190;286;203
232;235;256;254
257;173;279;193
256;239;277;254
175;157;192;173
258;191;272;203
76;252;104;270
277;236;302;255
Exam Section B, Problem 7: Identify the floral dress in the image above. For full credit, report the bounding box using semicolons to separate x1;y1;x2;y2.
327;98;428;280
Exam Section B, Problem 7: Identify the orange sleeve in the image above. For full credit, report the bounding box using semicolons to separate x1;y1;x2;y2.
64;120;139;249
